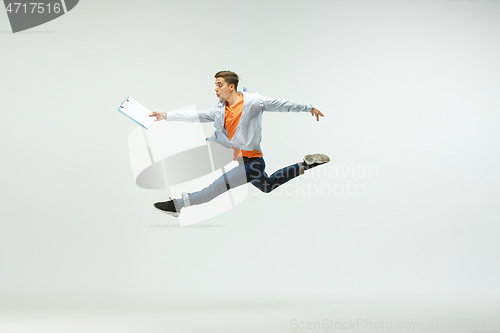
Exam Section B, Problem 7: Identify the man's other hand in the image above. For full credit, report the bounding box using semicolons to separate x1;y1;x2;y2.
149;111;166;121
233;148;242;161
311;107;324;122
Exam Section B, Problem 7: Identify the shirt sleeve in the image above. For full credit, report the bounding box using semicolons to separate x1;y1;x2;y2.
165;107;217;123
258;94;313;113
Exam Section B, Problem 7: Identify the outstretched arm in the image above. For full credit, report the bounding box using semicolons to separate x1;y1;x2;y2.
259;94;325;121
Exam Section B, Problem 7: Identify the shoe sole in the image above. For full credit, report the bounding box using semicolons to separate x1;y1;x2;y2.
304;153;330;166
154;205;180;217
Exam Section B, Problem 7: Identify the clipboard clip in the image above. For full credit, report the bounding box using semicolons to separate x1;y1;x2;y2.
120;97;130;109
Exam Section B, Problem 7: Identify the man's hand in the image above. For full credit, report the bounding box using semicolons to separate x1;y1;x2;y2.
149;111;166;121
311;107;324;122
233;148;242;161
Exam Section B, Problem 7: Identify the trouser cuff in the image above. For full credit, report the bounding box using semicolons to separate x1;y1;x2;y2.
182;192;191;207
298;162;305;175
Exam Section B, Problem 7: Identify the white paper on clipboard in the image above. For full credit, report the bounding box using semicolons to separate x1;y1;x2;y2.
118;96;156;129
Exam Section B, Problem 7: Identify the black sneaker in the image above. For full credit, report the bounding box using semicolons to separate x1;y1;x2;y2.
303;153;330;170
153;197;180;217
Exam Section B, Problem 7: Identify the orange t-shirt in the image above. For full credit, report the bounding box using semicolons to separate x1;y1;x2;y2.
225;94;263;158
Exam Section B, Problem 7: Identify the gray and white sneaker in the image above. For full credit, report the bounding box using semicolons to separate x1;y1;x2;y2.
303;153;330;170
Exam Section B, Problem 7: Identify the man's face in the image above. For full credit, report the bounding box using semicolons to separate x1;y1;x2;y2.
215;77;233;102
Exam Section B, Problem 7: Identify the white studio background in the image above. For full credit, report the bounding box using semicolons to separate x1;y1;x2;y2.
1;1;499;332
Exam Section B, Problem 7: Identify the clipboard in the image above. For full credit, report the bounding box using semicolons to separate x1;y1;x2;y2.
118;96;156;129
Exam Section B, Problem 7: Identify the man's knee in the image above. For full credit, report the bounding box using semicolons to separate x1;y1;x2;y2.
255;183;278;194
261;187;272;194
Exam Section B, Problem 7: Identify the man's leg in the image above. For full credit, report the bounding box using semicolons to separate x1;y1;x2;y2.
154;158;265;216
251;162;301;193
187;161;248;206
153;154;329;215
252;153;330;193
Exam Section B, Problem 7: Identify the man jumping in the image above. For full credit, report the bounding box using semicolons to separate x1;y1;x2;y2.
149;71;330;217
